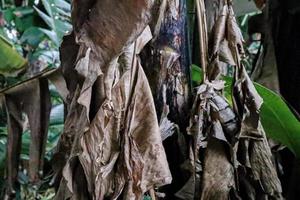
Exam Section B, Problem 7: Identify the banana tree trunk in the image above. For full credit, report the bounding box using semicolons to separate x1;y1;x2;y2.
4;78;51;199
140;0;191;197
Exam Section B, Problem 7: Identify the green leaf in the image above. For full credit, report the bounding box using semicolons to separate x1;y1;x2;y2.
13;7;34;17
56;7;71;18
0;134;7;170
31;48;59;67
50;104;64;125
54;0;71;11
3;8;14;22
13;7;35;32
232;0;259;16
191;65;300;157
20;27;45;47
54;19;72;36
191;64;202;85
41;0;54;18
21;130;31;158
34;6;55;31
38;28;60;46
0;36;27;77
34;0;72;46
256;85;300;156
143;195;152;200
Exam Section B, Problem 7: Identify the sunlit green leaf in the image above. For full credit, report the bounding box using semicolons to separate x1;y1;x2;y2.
0;36;27;77
34;6;55;30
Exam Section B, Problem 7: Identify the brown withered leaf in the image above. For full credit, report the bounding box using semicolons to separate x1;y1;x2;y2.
176;83;238;200
227;2;282;199
177;1;239;198
54;0;172;198
78;28;171;200
178;0;282;199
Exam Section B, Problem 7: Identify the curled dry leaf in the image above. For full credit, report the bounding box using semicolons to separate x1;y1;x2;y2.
228;3;283;197
177;0;282;199
176;83;238;200
54;0;172;199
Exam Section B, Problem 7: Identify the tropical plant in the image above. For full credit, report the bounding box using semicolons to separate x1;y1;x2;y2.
192;65;300;157
0;0;300;199
0;0;70;198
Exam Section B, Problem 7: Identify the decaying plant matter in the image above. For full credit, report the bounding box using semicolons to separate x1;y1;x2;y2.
53;0;171;199
141;0;191;197
142;0;191;130
0;0;293;199
176;0;282;199
3;77;51;199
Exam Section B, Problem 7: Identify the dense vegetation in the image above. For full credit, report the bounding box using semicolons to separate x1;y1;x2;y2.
0;0;70;198
0;0;299;199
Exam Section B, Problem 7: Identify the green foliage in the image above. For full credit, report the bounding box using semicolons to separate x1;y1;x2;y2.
0;0;72;81
192;65;300;157
20;27;45;48
0;127;7;171
0;103;64;195
0;0;69;198
34;0;71;46
143;195;152;200
256;85;300;156
0;36;27;76
2;6;36;33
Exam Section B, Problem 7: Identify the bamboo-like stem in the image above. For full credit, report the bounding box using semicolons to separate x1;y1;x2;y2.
195;0;208;82
149;188;156;200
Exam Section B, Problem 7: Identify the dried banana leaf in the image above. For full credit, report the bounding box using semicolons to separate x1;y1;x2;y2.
78;28;171;200
178;0;282;199
227;4;282;197
54;0;172;199
176;81;239;200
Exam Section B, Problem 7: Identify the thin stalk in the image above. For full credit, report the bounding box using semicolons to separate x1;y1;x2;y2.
195;0;208;82
149;188;156;200
1;0;5;8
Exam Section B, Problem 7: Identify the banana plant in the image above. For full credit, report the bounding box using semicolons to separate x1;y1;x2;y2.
192;65;300;157
0;103;64;191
